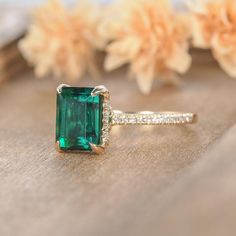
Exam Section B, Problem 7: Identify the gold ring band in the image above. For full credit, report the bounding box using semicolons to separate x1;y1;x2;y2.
112;110;197;126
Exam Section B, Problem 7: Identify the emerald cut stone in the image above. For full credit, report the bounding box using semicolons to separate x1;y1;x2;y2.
56;87;103;152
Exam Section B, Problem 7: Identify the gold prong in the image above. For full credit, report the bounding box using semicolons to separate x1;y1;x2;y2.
55;141;64;153
91;85;110;99
89;143;105;155
57;84;70;94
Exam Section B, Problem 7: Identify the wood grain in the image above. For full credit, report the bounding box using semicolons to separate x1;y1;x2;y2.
0;58;236;236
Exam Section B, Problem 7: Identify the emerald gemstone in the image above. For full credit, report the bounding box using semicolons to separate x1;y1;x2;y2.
56;87;103;152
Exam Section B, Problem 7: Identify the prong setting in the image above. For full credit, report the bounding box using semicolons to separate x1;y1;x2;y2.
89;143;105;154
56;84;112;155
55;141;63;153
91;85;110;99
57;84;70;94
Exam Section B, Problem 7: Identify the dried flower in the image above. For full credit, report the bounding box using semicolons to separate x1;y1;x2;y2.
101;0;192;94
190;0;236;77
19;0;105;81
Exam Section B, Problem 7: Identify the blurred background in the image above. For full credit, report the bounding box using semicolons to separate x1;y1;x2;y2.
0;0;111;6
0;0;184;7
1;1;236;236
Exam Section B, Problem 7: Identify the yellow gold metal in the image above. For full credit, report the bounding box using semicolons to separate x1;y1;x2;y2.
55;141;63;153
192;114;198;124
89;143;105;155
56;84;70;94
111;111;197;126
91;85;110;99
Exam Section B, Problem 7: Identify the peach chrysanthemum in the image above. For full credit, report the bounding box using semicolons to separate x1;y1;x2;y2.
101;0;192;94
190;0;236;77
19;0;105;81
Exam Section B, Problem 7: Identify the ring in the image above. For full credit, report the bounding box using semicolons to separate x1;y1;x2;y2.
55;84;197;154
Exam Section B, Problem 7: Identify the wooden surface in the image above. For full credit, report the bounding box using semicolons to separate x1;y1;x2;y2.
1;56;236;236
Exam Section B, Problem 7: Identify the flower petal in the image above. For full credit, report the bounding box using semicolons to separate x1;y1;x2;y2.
104;54;129;71
166;45;192;74
134;62;155;94
214;52;236;78
192;16;210;48
211;33;234;55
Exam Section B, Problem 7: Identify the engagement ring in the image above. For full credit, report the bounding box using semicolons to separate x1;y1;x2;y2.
56;84;197;154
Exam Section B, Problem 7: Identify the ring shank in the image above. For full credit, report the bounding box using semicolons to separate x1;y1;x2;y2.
111;110;197;126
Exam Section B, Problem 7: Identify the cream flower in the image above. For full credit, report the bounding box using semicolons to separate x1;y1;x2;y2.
19;0;105;81
190;0;236;77
101;0;192;94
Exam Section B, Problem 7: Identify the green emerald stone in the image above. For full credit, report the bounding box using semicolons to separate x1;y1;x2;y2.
56;87;103;152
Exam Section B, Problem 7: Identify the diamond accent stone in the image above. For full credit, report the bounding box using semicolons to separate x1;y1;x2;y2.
111;111;196;125
101;100;112;146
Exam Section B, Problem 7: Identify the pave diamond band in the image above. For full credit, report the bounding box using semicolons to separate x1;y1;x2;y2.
111;111;197;126
56;84;198;154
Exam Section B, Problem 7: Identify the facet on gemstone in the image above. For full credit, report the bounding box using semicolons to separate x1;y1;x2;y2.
56;87;103;152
